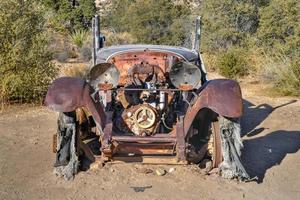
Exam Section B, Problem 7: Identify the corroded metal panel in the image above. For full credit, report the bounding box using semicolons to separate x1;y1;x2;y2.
184;79;243;134
44;77;106;129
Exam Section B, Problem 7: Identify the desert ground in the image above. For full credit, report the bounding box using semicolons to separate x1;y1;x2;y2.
0;76;300;200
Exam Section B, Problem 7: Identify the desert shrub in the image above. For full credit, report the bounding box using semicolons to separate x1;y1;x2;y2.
61;64;88;79
0;0;57;103
217;48;249;79
256;0;300;96
102;30;137;46
275;59;300;96
53;50;78;63
79;47;92;62
69;29;89;48
68;50;78;59
202;53;218;71
54;52;70;63
260;55;300;96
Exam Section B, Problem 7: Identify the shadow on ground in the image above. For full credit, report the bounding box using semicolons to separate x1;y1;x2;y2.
240;99;300;183
241;99;297;136
242;130;300;183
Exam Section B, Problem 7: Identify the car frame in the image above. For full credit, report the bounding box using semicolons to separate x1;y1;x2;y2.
45;16;249;180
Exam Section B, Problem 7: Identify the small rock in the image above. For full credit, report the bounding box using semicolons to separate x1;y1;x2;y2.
110;168;115;173
155;168;166;176
137;168;153;174
168;167;176;173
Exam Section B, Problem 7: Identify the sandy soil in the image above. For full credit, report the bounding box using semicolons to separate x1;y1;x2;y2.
0;79;300;200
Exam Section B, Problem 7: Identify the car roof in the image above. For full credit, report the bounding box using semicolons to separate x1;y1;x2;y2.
96;44;199;62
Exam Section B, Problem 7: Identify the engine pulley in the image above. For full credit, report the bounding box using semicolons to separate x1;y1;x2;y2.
134;106;156;129
122;104;157;136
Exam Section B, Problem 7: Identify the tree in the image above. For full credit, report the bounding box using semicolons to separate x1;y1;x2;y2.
42;0;96;32
104;0;191;45
0;0;57;102
199;0;259;52
258;0;300;57
257;0;300;96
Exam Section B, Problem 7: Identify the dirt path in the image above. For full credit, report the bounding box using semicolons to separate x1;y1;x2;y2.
0;80;300;200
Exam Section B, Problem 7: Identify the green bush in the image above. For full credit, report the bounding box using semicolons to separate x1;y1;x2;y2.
217;48;249;79
0;0;57;103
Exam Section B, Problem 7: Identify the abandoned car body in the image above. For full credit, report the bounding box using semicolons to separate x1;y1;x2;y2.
45;16;249;180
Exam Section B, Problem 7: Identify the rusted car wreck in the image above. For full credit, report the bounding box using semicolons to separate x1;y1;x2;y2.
45;16;249;180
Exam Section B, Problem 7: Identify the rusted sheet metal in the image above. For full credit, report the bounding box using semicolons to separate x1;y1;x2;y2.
44;77;106;128
176;116;186;161
212;120;222;167
107;51;183;85
128;63;164;76
178;84;193;91
127;63;165;83
98;83;113;90
101;90;113;158
184;79;243;135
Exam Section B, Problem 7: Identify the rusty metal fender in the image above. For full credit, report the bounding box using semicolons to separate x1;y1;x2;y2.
44;77;106;129
184;79;243;134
